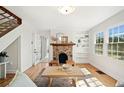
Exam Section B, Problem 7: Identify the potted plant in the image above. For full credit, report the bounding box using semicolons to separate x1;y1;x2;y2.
0;51;9;63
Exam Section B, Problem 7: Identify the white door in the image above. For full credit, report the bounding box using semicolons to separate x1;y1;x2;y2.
32;31;50;65
32;33;40;65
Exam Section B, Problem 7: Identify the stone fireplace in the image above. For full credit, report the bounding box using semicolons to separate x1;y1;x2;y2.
50;43;75;61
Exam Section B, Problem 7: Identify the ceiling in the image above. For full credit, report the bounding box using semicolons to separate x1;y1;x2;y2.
6;6;124;32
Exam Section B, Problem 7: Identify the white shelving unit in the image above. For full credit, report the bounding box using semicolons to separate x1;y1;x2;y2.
73;32;89;63
0;61;9;79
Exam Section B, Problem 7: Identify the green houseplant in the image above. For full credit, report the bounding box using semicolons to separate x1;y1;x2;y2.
0;51;9;63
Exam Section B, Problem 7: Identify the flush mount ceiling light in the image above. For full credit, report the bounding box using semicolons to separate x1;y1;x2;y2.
58;6;75;15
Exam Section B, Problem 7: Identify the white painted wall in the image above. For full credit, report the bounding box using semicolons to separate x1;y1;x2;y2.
0;25;22;53
0;7;52;72
0;20;37;72
5;38;19;73
88;10;124;82
0;25;22;73
20;21;36;72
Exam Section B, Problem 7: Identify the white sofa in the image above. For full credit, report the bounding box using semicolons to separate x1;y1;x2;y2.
7;72;37;87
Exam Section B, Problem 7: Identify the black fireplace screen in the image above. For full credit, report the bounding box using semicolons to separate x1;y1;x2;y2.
59;53;68;64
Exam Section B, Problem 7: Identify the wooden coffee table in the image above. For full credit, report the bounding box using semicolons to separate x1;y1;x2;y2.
42;66;83;87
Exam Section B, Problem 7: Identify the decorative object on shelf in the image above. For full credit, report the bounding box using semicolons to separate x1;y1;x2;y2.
0;51;9;63
61;36;68;43
56;32;64;43
75;32;89;48
51;36;57;43
73;32;89;63
58;6;75;15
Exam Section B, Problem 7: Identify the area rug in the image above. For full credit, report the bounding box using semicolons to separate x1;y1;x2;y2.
33;70;75;87
33;68;105;87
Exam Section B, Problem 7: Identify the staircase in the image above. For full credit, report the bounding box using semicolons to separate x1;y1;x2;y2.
0;6;22;38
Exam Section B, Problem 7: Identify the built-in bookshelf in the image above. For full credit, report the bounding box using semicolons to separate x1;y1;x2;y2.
73;31;89;63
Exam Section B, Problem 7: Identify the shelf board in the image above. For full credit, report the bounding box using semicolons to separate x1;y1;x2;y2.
0;61;9;65
50;43;76;46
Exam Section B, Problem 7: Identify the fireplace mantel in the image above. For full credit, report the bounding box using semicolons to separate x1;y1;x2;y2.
50;43;75;46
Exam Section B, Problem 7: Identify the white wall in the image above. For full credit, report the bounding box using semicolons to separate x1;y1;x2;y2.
0;7;52;72
0;20;37;72
0;25;22;53
88;10;124;82
0;25;22;72
20;21;36;72
4;6;46;72
5;38;19;73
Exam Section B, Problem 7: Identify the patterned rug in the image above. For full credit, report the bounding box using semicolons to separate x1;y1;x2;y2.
33;70;75;87
33;68;105;87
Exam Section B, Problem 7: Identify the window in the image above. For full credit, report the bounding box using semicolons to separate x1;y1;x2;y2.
108;24;124;60
95;32;104;55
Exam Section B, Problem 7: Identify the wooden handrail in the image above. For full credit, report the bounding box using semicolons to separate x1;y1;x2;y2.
0;6;22;38
0;6;22;24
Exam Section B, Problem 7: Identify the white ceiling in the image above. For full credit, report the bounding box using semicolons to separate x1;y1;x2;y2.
6;6;124;32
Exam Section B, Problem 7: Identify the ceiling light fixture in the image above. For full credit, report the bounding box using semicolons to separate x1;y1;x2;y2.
58;6;75;15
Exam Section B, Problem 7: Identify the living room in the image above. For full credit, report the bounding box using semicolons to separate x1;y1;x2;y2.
0;4;124;90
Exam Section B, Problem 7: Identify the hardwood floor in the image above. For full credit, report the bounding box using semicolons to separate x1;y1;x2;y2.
0;73;15;87
76;63;117;87
25;62;117;87
24;62;48;81
0;62;47;87
0;62;117;87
